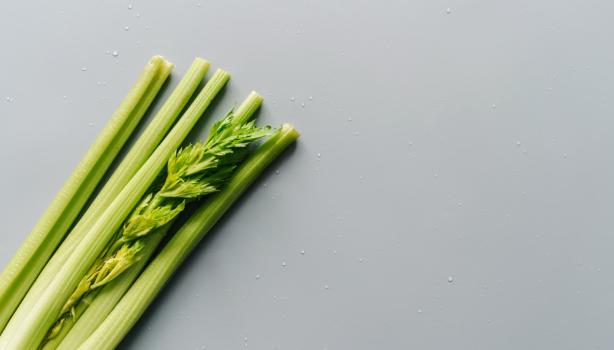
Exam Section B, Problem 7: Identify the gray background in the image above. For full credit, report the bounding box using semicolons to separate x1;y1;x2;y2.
0;0;613;349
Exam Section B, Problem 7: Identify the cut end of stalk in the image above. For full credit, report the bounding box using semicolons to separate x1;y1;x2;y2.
248;90;264;106
205;69;231;95
193;57;210;68
163;61;175;70
233;91;263;125
281;123;300;139
214;68;230;80
149;55;171;67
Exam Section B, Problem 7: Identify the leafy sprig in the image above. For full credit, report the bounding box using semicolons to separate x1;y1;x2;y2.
45;109;272;341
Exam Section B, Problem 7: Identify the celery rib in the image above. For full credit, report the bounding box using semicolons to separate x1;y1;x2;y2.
78;125;299;350
0;58;209;345
54;93;265;350
2;69;230;350
0;56;170;333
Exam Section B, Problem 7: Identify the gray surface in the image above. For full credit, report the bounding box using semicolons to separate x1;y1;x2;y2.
1;0;614;349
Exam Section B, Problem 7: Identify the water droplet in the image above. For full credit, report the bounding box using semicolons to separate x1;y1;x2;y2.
324;284;329;290
136;12;141;18
105;50;111;55
358;258;364;263
457;202;463;207
290;97;295;102
243;336;248;342
316;153;321;158
112;50;119;57
275;170;280;175
309;96;313;100
333;250;337;255
88;122;94;127
300;249;305;255
563;153;568;158
5;96;13;103
516;140;521;146
434;173;439;178
347;116;352;121
62;95;67;99
124;26;130;31
301;102;305;108
128;4;133;9
197;2;202;7
417;308;423;314
353;131;360;136
491;104;497;109
255;274;261;279
448;276;454;283
81;67;87;71
281;261;287;267
446;7;452;14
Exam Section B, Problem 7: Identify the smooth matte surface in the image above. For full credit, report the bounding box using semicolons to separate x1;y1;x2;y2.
1;1;614;349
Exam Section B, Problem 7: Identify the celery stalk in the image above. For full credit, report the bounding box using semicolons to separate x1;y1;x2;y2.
0;58;209;342
78;124;299;350
50;92;265;350
3;69;230;350
0;56;170;333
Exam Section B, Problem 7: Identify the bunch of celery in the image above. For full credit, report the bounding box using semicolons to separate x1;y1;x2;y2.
0;56;299;350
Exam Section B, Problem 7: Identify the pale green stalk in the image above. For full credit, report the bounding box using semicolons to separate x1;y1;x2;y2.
0;56;170;333
79;125;299;350
0;58;209;343
3;69;230;350
52;93;265;349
